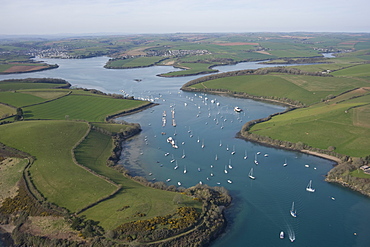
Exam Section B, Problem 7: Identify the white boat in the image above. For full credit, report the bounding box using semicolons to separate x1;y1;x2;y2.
280;231;284;239
183;165;187;174
248;168;255;180
306;180;315;192
254;154;259;165
283;159;287;167
231;145;236;155
234;106;242;112
224;165;228;174
166;178;171;182
201;139;205;148
170;154;175;163
198;168;201;172
177;181;181;186
228;159;233;169
215;154;218;160
219;140;222;147
174;161;178;169
181;150;186;159
290;202;297;218
227;179;232;183
244;150;248;159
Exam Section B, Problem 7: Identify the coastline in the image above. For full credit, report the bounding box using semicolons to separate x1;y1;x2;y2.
300;150;341;163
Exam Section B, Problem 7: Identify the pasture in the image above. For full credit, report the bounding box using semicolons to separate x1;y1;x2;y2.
106;56;165;68
74;128;202;229
190;73;367;105
23;94;150;122
0;120;117;212
249;93;370;157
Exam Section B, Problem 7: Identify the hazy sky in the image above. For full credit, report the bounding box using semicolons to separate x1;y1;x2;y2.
1;0;369;35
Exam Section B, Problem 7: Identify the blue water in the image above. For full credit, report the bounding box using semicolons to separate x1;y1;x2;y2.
1;57;370;247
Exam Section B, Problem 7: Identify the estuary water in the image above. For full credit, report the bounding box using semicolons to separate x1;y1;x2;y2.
1;57;370;246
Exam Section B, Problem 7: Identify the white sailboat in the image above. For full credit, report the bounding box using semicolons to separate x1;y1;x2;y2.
215;154;218;160
228;159;233;169
231;145;236;155
181;150;186;159
219;140;222;147
174;160;178;170
243;150;248;160
170;154;175;163
283;159;287;167
254;154;259;165
248;168;255;180
224;165;228;174
290;202;297;218
306;180;315;192
183;165;187;174
201;139;205;149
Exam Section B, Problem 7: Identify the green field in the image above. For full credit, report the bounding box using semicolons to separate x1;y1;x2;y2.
249;93;370;157
106;56;165;68
0;103;16;118
190;73;367;106
23;94;150;122
0;120;117;212
74;129;201;229
0;78;201;233
161;62;218;77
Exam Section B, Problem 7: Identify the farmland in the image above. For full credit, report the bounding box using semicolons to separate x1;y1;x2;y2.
0;78;229;246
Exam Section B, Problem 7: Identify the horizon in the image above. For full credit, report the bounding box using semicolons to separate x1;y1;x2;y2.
1;0;369;36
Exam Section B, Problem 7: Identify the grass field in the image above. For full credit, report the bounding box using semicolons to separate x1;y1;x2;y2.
0;158;28;203
23;94;150;122
0;103;16;118
106;56;165;68
249;92;370;157
0;120;117;212
74;129;202;229
190;73;368;105
161;62;217;77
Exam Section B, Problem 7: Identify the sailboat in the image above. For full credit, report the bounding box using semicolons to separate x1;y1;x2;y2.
201;139;205;149
290;202;297;218
283;159;287;167
174;160;178;170
224;165;228;174
215;154;218;160
228;159;233;169
170;154;175;163
254;154;259;165
219;140;222;147
248;168;255;179
243;150;248;159
231;145;236;155
183;165;187;174
181;150;186;159
306;180;315;192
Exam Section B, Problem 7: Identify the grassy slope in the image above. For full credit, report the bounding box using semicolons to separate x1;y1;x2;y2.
0;158;28;203
23;94;149;122
0;120;117;212
191;73;367;106
249;93;370;157
75;129;201;229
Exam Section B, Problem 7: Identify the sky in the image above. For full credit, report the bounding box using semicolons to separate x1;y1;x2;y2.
1;0;369;35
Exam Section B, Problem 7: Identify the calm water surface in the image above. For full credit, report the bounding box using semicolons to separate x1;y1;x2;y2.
1;57;370;247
